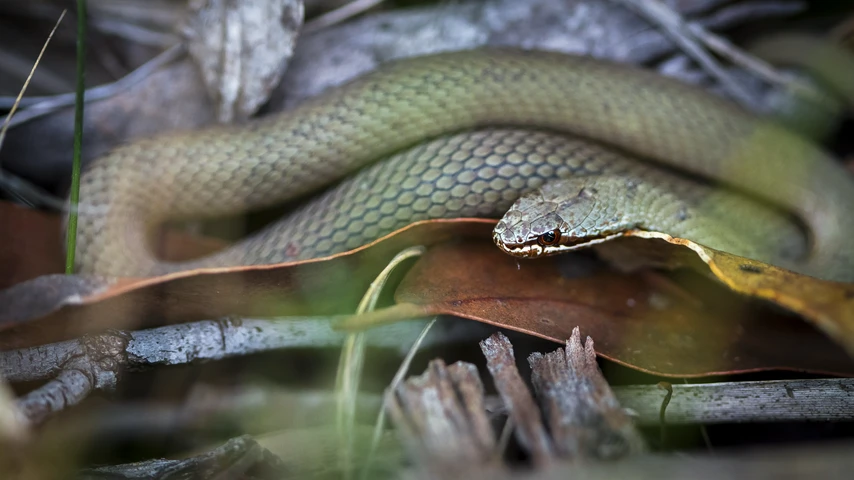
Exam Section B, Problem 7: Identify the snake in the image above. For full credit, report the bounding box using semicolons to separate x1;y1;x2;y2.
72;49;854;282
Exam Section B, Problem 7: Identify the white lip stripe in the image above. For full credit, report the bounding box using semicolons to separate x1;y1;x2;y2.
495;232;627;258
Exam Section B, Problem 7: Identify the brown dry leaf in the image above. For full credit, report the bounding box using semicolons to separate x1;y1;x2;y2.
620;230;854;357
342;239;854;377
183;0;304;122
0;220;491;350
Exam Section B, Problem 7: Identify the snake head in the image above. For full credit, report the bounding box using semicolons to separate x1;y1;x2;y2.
493;179;628;258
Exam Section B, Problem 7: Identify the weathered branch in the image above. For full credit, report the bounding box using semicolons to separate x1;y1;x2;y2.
615;378;854;425
15;331;129;426
3;315;486;425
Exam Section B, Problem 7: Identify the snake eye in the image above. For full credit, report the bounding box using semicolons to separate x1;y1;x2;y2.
537;229;561;247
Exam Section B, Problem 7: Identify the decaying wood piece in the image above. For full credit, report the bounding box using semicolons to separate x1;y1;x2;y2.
387;359;504;476
481;333;556;466
390;329;644;473
528;328;647;459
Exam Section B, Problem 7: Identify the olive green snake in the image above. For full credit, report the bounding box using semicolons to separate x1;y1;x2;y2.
72;49;854;282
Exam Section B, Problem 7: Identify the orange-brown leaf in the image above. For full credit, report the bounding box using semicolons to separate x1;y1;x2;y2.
622;230;854;356
343;240;854;377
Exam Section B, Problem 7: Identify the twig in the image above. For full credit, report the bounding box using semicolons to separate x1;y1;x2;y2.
616;378;854;425
2;314;463;425
303;0;386;34
612;0;760;109
87;18;177;48
616;0;822;103
483;377;854;426
2;316;456;384
0;49;70;94
686;24;792;87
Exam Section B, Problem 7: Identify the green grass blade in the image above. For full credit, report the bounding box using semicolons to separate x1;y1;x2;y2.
65;0;88;274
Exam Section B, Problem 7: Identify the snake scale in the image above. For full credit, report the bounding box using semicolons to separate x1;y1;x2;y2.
74;49;854;281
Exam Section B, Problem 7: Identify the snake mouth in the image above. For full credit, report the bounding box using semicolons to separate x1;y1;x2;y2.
493;231;626;258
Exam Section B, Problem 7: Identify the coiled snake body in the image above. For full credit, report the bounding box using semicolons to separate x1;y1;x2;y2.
74;49;854;281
